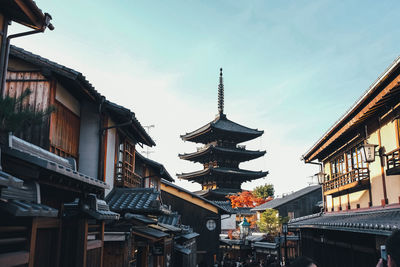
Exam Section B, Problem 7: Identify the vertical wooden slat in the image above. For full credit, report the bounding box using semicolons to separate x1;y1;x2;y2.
28;218;38;267
76;219;88;267
100;221;105;267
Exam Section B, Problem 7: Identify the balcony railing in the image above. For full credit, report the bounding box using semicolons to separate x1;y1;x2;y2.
323;168;369;192
115;162;142;188
386;147;400;175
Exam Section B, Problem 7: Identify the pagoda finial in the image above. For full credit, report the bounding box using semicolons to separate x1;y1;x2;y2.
218;68;224;115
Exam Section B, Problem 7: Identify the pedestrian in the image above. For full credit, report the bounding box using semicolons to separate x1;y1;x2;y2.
288;256;317;267
376;230;400;267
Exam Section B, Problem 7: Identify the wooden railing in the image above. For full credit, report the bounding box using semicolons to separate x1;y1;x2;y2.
323;168;369;192
115;162;142;188
386;147;400;174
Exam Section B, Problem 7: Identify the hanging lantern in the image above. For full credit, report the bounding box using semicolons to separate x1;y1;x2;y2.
316;172;326;185
360;143;379;163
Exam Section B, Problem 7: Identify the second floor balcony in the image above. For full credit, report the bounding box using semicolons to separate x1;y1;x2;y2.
115;162;142;188
386;147;400;176
323;167;370;195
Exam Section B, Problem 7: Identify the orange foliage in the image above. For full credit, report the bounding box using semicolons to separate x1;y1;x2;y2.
228;191;271;208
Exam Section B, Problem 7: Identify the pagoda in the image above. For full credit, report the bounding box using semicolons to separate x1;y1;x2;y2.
177;68;268;200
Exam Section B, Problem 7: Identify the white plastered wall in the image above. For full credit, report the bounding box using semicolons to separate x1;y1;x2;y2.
105;118;116;196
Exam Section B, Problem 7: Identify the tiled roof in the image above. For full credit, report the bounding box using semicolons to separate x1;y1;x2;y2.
179;145;265;163
106;188;160;214
3;135;108;189
0;171;24;188
135;152;174;181
289;208;400;236
125;213;157;224
212;200;256;215
158;212;180;226
132;226;169;239
178;167;268;181
252;185;321;211
0;199;58;217
181;114;263;143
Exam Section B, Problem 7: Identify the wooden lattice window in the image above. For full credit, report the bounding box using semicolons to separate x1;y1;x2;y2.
115;137;141;187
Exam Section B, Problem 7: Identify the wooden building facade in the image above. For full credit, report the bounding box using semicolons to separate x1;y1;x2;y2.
290;56;400;266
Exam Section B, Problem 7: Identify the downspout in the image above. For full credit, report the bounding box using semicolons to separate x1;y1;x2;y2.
1;13;53;96
97;96;106;186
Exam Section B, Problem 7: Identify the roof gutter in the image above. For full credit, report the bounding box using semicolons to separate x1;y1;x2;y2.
0;13;53;96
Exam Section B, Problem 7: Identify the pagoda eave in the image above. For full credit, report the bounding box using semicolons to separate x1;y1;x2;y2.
177;167;268;181
179;146;266;163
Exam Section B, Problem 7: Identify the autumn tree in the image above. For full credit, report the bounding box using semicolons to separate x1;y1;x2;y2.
228;191;266;208
253;183;274;198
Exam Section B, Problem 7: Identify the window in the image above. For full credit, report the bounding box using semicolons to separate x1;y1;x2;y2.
115;137;140;187
288;212;295;220
330;145;366;178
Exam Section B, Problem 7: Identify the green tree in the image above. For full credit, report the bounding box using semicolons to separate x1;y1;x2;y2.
253;183;274;198
257;209;280;234
0;89;54;134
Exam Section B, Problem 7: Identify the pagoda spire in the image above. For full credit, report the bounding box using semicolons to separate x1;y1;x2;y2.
218;68;224;115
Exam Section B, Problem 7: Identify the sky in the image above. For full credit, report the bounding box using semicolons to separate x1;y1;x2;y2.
9;0;400;195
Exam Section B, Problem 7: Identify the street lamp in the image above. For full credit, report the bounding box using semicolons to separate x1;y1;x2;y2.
239;217;250;238
359;143;379;163
316;171;326;185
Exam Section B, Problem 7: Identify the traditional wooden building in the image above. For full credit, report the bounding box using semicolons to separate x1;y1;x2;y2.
252;185;322;220
0;45;128;266
290;56;400;266
178;68;268;200
105;187;173;267
161;178;225;267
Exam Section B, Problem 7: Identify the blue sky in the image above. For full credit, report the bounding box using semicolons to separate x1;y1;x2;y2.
10;0;400;194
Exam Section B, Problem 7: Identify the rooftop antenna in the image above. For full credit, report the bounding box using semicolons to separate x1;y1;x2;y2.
142;125;155;158
218;68;224;115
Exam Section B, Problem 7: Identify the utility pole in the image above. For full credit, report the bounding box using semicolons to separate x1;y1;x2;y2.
142;125;155;158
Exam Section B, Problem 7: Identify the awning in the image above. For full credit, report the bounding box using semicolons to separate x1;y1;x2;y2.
125;213;157;224
132;226;169;240
0;199;58;217
174;244;191;255
289;208;400;236
253;242;279;249
180;232;199;240
0;171;24;188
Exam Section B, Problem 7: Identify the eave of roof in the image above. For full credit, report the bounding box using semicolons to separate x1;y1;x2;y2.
252;185;321;211
181;114;263;143
179;145;266;162
303;56;400;162
161;179;224;213
288;207;400;236
104;101;155;147
177;167;268;181
135;151;174;181
2;0;54;30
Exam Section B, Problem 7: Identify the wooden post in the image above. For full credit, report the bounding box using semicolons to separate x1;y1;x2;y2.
377;127;388;205
100;221;105;267
76;218;88;267
28;218;38;267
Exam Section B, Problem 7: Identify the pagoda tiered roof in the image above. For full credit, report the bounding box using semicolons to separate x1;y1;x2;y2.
177;167;268;182
180;114;263;144
179;145;266;163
